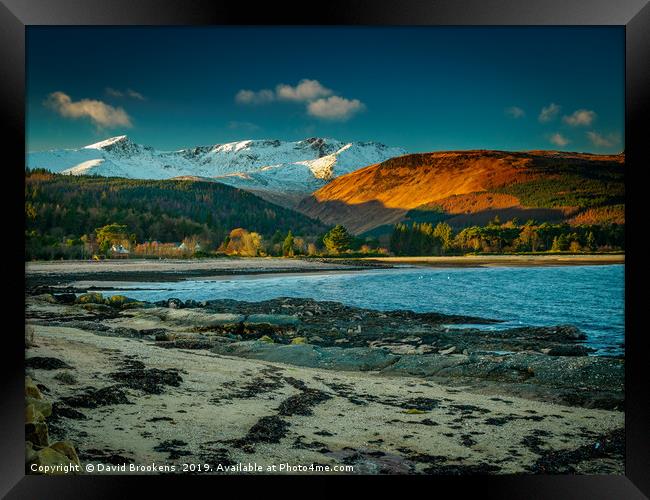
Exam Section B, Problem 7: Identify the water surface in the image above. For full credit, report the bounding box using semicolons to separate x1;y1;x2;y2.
107;264;625;355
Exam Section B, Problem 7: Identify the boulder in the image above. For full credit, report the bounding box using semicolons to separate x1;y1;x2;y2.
25;377;43;399
31;447;76;474
26;397;52;420
76;292;104;305
212;343;399;372
167;298;184;309
546;345;594;356
291;337;307;345
82;303;114;313
53;293;76;304
147;308;245;327
244;314;300;327
25;404;45;424
26;422;49;447
107;295;134;308
50;441;81;466
384;354;470;377
25;441;38;464
155;331;176;342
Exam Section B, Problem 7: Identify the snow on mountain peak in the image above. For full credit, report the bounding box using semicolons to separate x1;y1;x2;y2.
83;135;129;150
27;136;406;208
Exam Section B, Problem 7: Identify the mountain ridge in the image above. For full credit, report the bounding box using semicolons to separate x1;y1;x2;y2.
298;150;624;234
27;136;405;207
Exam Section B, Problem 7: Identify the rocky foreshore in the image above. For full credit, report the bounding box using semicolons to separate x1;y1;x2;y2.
24;291;624;475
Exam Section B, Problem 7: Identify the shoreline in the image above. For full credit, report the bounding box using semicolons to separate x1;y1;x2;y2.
25;293;624;475
361;254;625;268
25;255;624;288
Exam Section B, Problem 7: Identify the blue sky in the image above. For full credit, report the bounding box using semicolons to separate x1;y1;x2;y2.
27;27;624;154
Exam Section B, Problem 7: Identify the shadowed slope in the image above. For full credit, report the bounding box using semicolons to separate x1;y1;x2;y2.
298;150;624;233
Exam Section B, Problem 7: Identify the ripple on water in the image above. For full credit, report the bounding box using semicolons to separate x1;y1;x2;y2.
106;264;624;356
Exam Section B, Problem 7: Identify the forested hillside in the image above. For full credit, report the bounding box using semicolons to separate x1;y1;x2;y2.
25;170;328;260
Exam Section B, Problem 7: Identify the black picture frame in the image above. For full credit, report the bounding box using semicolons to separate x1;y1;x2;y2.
2;0;648;497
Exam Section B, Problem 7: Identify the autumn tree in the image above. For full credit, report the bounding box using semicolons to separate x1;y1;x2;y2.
223;228;262;256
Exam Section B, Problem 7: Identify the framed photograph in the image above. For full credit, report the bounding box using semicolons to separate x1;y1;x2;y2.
3;0;648;496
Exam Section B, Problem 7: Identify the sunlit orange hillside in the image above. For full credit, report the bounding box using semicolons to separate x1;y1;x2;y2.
297;150;624;234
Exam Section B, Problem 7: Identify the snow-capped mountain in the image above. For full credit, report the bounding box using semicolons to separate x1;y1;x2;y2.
27;136;406;206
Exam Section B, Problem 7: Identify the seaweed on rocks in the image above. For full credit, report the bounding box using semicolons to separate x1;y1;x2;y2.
25;356;73;370
526;428;624;474
233;416;290;451
278;389;332;416
109;358;183;394
61;385;131;408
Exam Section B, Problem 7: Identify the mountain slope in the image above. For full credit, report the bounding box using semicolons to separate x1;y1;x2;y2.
27;136;405;207
298;150;624;234
25;170;329;260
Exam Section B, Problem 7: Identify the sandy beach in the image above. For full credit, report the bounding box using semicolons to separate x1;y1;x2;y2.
362;254;625;268
25;255;624;289
25;290;624;475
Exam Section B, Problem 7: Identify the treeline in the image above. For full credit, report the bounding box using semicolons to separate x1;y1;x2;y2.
25;169;328;260
493;166;624;210
390;219;624;256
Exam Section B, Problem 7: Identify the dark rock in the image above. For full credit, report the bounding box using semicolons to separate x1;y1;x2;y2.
527;428;624;473
61;385;131;408
25;357;73;370
53;293;76;304
547;345;595;357
168;298;184;309
109;365;182;395
234;416;290;450
278;389;332;416
50;403;87;421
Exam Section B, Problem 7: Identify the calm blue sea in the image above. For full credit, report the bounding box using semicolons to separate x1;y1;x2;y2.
106;264;625;356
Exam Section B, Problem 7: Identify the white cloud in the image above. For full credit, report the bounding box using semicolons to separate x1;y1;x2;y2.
505;106;525;119
235;78;365;121
126;89;145;100
539;103;560;122
106;87;123;98
307;96;365;121
235;89;275;105
275;79;332;102
563;109;596;127
44;91;132;128
549;132;569;147
587;131;620;148
106;88;146;100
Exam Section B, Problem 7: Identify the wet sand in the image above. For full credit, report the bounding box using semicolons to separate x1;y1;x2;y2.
25;258;385;287
25;255;624;289
362;254;624;268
